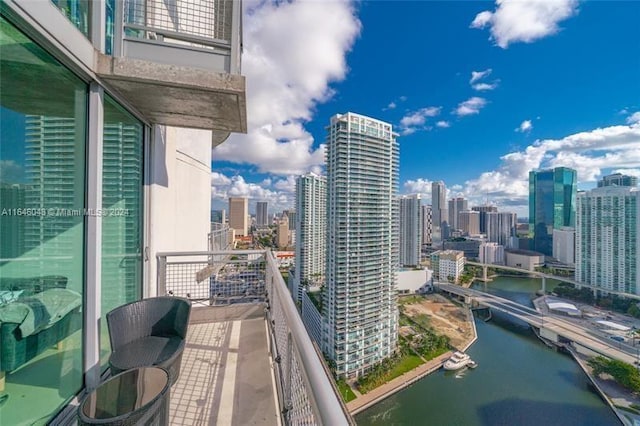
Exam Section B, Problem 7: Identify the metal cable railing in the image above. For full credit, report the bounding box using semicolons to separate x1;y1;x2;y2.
156;250;352;425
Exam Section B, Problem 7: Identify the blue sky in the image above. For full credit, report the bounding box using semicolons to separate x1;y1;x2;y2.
211;0;640;217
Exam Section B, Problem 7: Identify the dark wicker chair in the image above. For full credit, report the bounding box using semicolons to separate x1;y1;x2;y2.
106;297;191;385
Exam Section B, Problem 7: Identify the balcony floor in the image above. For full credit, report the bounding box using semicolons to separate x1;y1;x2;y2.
171;305;279;425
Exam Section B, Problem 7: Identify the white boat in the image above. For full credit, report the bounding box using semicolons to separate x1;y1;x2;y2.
443;351;476;370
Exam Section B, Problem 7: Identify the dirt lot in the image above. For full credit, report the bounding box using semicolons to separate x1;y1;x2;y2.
401;294;475;350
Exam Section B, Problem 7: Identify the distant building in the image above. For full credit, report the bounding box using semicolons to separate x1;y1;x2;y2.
552;227;575;266
294;173;326;303
399;194;422;267
432;181;448;241
443;238;481;259
505;249;544;271
229;197;249;236
276;216;289;249
479;242;505;265
529;167;577;256
472;205;497;234
486;211;517;247
422;204;433;245
211;209;226;224
256;201;269;227
459;210;480;236
430;250;464;283
576;186;639;295
448;197;468;230
284;209;297;231
397;268;434;294
598;173;638;188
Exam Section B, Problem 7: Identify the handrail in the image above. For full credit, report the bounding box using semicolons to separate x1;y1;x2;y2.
123;23;232;50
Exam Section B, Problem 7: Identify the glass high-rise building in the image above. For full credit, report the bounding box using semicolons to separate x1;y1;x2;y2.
598;173;638;188
529;167;577;256
431;181;447;241
256;201;269;227
294;173;326;302
576;186;639;294
325;112;399;378
472;205;497;234
448;197;468;230
399;194;422;267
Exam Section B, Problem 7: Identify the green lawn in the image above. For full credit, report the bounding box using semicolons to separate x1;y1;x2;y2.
336;379;357;403
357;352;425;394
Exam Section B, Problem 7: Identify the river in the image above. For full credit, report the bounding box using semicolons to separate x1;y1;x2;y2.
355;276;620;426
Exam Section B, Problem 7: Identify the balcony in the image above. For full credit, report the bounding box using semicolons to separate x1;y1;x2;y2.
156;250;353;425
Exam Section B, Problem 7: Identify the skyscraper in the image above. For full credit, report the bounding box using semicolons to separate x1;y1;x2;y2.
448;197;468;230
256;201;269;227
431;181;448;241
486;211;517;247
576;186;639;294
529;167;577;256
598;173;638;188
399;194;422;267
325;112;399;378
472;205;497;234
422;204;433;245
459;210;480;236
228;197;248;236
294;173;326;302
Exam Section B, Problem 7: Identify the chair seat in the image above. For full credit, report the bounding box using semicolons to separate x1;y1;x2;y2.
109;335;184;372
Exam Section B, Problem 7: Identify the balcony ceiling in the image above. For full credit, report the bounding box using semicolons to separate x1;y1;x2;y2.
96;54;247;139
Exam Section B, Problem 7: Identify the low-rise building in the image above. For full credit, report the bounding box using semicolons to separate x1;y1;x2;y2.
397;268;434;294
430;250;464;283
505;249;545;271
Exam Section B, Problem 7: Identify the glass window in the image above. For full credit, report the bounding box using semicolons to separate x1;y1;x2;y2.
100;96;143;367
51;0;91;38
0;16;86;424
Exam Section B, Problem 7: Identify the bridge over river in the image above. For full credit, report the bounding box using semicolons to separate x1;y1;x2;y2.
436;282;640;365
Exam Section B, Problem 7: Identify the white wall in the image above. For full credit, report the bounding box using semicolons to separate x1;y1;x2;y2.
398;269;433;293
147;126;212;296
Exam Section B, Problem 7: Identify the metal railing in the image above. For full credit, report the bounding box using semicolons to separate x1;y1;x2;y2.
156;250;352;425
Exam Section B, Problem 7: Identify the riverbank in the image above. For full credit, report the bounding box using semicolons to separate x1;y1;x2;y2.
346;293;477;414
347;351;452;415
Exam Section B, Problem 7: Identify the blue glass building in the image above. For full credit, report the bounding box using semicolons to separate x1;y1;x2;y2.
528;167;577;256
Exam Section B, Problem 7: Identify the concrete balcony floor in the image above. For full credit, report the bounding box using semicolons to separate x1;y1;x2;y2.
171;304;279;426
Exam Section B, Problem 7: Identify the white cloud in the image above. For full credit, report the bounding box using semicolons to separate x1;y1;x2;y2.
0;160;23;182
455;97;487;116
213;1;361;175
386;102;397;110
436;121;451;128
627;111;640;124
613;168;640;178
472;82;499;91
462;120;640;211
470;69;492;84
399;106;441;135
515;119;533;133
211;172;295;213
470;0;579;49
403;179;433;198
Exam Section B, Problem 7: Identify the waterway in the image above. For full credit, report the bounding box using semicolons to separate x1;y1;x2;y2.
355;276;620;426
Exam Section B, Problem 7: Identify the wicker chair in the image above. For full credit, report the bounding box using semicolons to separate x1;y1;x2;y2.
106;297;191;385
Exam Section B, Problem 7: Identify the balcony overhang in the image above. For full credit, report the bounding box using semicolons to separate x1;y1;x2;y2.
96;54;246;135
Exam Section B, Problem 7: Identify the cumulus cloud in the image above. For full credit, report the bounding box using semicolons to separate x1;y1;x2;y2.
386;102;396;110
455;97;487;116
463;120;640;210
470;0;579;48
0;160;24;183
613;168;640;178
399;106;441;135
472;82;499;91
213;0;361;175
403;179;434;198
211;172;296;213
516;119;533;133
436;121;451;128
627;111;640;124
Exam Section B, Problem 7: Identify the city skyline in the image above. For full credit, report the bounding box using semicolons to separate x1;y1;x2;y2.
208;1;640;217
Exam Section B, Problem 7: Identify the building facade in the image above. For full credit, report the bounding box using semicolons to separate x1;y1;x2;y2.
529;167;577;256
486;211;517;247
430;250;464;283
448;197;468;230
479;242;505;265
229;197;249;237
256;201;269;227
0;1;245;423
459;210;480;236
399;194;422;267
598;173;638;188
294;174;327;302
431;181;448;241
576;186;639;294
472;205;497;234
422;204;433;245
552;226;575;266
505;249;545;271
325;112;399;378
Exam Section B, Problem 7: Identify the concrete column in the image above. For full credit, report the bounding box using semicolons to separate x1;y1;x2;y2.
542;276;546;293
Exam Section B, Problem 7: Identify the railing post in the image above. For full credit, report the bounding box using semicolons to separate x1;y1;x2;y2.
157;254;167;296
229;0;242;74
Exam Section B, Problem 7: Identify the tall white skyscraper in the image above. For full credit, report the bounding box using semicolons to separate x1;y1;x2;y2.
294;173;326;302
486;211;517;247
576;186;639;294
399;194;422;267
228;197;248;236
256;201;268;227
325;112;399;378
